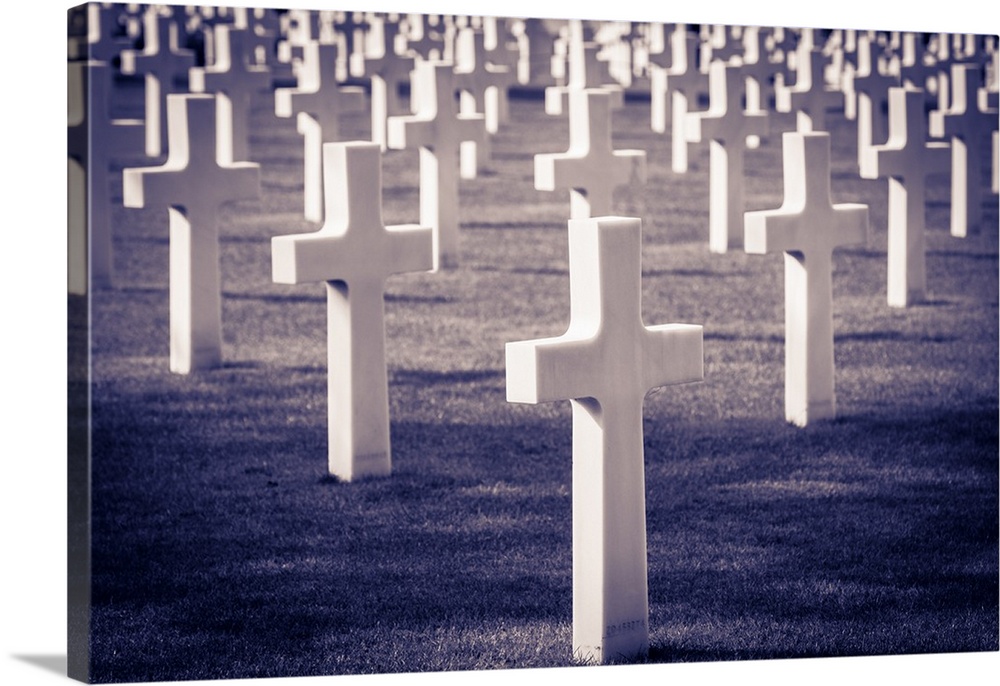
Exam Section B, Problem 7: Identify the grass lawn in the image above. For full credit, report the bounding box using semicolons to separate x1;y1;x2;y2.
72;71;998;683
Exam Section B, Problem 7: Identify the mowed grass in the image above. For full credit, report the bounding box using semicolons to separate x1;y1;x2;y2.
79;76;999;682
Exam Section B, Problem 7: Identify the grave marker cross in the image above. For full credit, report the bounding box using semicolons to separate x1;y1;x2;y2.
123;94;261;374
929;63;999;237
275;40;367;221
744;132;869;427
363;17;416;150
649;26;708;172
120;7;196;158
739;26;780;117
454;27;515;179
519;18;559;87
860;87;950;307
847;34;899;169
387;60;486;270
272;142;433;481
545;33;624;116
686;60;769;253
189;24;272;162
535;88;647;220
68;61;145;292
506;215;703;665
776;45;843;132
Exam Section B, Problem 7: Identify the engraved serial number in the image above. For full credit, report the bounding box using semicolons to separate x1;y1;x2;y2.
605;618;646;637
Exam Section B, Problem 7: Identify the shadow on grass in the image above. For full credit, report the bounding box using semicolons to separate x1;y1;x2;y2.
462;221;566;231
86;341;997;680
834;331;958;343
643;406;998;662
391;368;505;387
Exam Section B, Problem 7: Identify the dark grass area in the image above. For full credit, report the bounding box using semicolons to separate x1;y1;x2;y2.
81;76;999;681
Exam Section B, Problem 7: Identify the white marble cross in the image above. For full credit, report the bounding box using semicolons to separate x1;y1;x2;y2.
332;11;370;78
846;34;899;170
275;40;367;222
387;60;486;270
454;27;515;179
535;88;647;220
686;60;769;253
189;24;272;163
895;32;938;92
68;2;133;63
929;63;998;237
454;26;516;134
745;132;869;427
861;87;950;307
68;61;145;292
519;18;559;87
649;26;709;173
403;13;447;61
546;29;625;116
123;94;261;374
483;16;521;76
120;6;196;158
272;142;433;481
739;26;781;118
506;215;703;665
362;17;415;150
776;44;843;132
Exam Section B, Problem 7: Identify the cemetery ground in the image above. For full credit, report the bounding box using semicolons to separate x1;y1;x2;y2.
77;78;998;682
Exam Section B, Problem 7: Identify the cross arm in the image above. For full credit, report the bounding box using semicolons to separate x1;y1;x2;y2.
383;224;436;276
860;141;951;181
744;210;803;254
272;232;345;285
386;115;436;150
534;152;578;191
612;150;648;185
122;164;180;209
272;223;433;285
506;335;597;405
641;324;704;390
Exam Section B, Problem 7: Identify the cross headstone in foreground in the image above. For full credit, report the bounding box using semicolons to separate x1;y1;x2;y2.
686;60;769;253
535;88;647;220
387;60;486;271
860;87;950;307
744;132;869;427
123;94;261;374
506;215;703;665
272;142;433;481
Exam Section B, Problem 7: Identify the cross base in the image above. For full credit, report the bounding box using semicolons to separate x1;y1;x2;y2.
173;346;224;375
786;399;836;428
574;627;649;665
333;450;391;481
